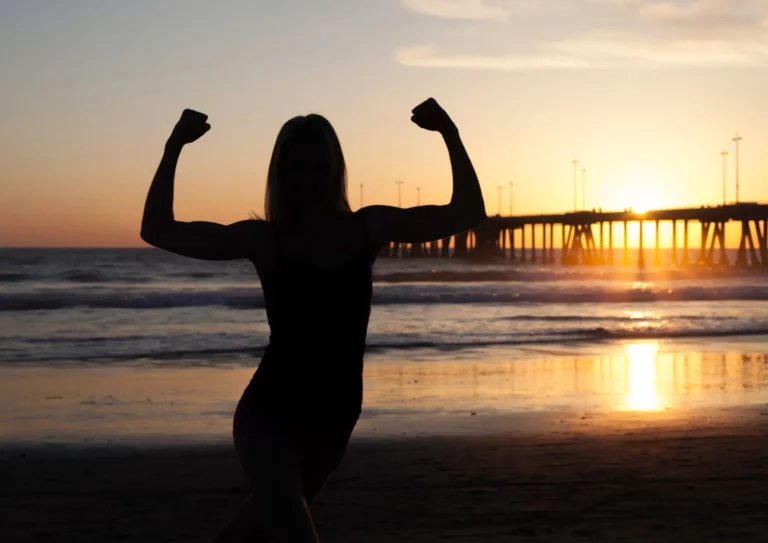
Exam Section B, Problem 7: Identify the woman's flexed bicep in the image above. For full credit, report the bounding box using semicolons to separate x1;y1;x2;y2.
140;219;269;261
139;109;274;261
360;204;484;245
362;98;487;245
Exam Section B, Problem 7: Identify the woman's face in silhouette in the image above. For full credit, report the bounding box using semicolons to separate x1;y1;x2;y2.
278;131;335;211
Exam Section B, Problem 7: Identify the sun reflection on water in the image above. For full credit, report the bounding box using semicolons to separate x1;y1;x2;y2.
623;342;665;411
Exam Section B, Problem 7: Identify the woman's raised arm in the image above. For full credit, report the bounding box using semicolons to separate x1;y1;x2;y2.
140;109;267;261
361;98;486;244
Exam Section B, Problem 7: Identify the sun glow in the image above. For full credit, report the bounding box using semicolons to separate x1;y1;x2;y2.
619;185;665;214
623;342;664;411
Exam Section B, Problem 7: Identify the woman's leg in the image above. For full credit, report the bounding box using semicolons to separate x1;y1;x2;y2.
300;421;355;505
236;427;319;543
213;399;320;543
213;455;340;543
211;496;269;543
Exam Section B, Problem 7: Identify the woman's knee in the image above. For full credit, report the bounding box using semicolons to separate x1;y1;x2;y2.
236;437;303;498
237;447;314;539
233;417;304;499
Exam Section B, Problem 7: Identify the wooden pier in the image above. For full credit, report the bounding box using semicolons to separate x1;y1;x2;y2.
381;203;768;268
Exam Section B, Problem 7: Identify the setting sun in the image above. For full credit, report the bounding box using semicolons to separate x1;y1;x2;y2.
618;184;666;214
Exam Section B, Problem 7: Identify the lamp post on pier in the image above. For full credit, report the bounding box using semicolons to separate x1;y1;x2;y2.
395;180;404;207
732;134;742;204
572;159;579;211
720;151;728;205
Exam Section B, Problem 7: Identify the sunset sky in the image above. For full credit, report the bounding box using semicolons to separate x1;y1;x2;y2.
1;0;767;247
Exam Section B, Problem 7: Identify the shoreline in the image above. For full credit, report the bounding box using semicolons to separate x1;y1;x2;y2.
4;337;768;541
2;337;767;449
3;332;768;368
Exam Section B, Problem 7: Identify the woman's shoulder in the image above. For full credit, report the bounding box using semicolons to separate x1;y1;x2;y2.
225;218;278;264
226;218;277;244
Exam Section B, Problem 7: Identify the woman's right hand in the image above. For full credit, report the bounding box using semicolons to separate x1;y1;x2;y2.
410;98;456;134
168;109;211;146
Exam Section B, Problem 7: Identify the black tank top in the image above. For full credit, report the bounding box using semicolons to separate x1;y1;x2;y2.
243;213;373;423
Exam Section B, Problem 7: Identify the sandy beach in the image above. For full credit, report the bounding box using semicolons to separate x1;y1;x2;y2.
3;339;768;542
4;407;768;543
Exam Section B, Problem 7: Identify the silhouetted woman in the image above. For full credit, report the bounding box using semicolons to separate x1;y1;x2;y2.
141;98;486;542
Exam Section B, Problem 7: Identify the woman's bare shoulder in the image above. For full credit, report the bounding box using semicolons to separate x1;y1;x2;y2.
233;219;277;265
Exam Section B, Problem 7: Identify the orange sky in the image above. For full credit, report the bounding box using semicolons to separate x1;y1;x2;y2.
1;1;767;248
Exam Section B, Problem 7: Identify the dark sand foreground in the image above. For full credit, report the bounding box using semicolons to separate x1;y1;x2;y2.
4;410;768;543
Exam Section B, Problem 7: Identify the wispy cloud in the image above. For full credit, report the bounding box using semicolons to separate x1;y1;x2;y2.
400;0;512;21
400;0;575;20
395;44;596;70
557;36;768;67
637;0;763;24
396;39;768;70
396;0;768;69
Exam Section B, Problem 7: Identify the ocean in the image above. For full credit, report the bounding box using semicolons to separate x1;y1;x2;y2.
2;248;768;366
3;248;768;446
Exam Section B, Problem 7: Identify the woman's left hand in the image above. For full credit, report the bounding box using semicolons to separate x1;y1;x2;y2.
168;109;211;146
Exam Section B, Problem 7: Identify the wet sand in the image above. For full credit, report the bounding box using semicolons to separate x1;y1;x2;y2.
3;340;768;541
3;340;768;447
4;407;768;542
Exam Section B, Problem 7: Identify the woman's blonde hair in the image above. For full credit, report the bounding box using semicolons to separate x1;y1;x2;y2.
263;114;350;226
